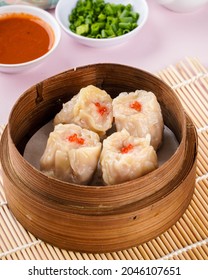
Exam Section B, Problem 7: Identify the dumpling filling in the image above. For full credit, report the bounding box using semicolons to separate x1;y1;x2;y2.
54;85;113;137
40;124;102;184
112;90;164;150
100;129;158;185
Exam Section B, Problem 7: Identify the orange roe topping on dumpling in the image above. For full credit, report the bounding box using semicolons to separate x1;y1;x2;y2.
94;102;108;116
121;144;133;154
130;101;142;112
67;133;85;145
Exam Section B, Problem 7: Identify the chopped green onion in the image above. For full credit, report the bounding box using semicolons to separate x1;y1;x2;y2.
119;17;134;23
76;24;89;35
68;0;139;39
118;22;132;30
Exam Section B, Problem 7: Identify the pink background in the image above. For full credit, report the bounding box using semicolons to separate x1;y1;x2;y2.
1;0;208;124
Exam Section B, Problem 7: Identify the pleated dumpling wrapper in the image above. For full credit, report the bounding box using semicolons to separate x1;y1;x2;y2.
54;85;113;137
40;124;102;184
100;129;158;185
112;90;164;150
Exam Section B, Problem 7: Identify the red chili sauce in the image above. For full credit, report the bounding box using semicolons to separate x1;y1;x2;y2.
0;13;54;64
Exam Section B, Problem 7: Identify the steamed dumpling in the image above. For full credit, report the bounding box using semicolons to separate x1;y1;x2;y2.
112;90;164;150
54;85;113;137
100;129;158;185
40;124;102;184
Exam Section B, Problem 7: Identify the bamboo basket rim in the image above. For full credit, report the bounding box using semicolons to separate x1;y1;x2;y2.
7;63;187;192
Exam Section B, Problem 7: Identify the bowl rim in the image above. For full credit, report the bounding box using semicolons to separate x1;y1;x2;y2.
55;0;149;44
0;4;61;69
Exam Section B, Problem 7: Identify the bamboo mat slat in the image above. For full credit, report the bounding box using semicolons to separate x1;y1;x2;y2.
0;57;208;260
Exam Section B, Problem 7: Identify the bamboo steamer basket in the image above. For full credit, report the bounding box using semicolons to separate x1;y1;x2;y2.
0;64;197;253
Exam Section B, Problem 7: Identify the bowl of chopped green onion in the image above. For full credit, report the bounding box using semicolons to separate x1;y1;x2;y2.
55;0;148;47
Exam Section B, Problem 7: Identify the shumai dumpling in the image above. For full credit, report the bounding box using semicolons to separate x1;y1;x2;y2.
40;124;102;184
112;90;164;150
54;85;113;137
100;129;158;185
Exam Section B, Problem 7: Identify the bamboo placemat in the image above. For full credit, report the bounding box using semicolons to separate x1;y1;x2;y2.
0;57;208;260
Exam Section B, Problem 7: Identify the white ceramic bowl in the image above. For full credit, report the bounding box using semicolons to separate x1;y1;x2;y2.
156;0;208;13
55;0;149;48
0;1;59;10
0;5;61;73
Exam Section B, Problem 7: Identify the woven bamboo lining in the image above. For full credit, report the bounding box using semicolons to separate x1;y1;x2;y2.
0;57;208;260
